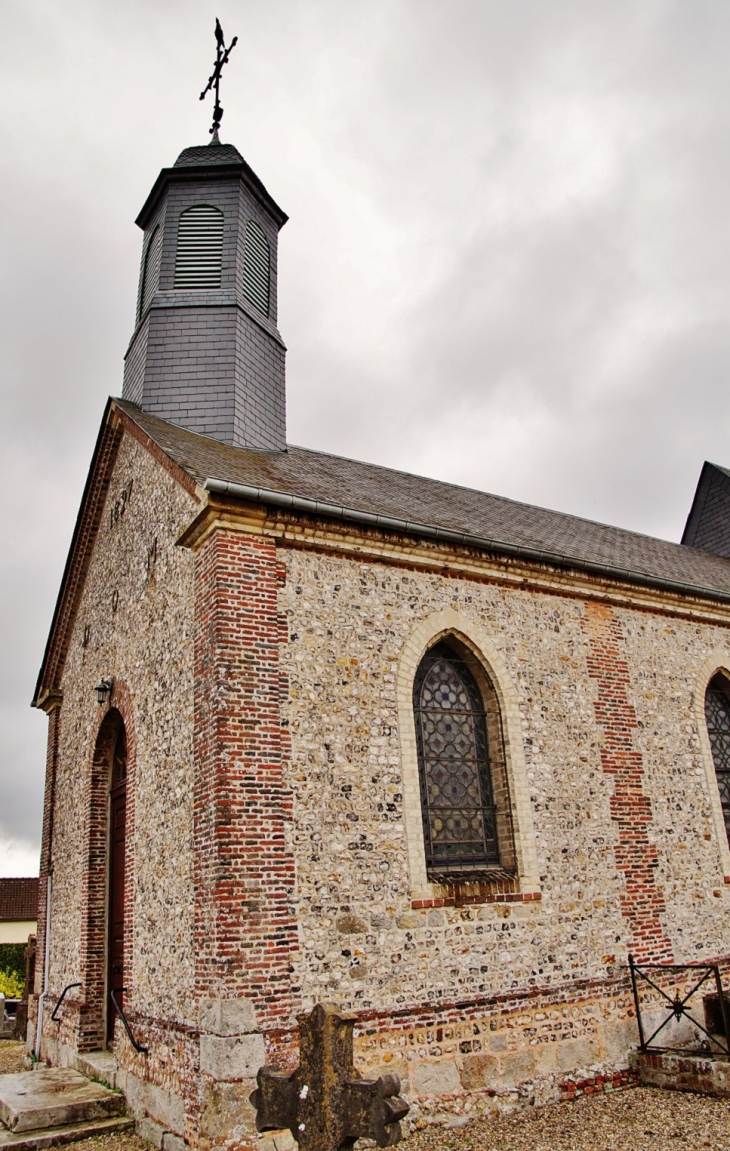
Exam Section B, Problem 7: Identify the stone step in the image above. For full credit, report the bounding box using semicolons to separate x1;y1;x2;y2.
0;1115;133;1150
68;1052;117;1090
0;1069;125;1133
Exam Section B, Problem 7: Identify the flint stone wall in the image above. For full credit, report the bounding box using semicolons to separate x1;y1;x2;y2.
277;544;730;1091
44;431;198;1029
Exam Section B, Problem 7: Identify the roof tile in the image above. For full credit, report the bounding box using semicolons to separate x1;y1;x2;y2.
0;878;38;922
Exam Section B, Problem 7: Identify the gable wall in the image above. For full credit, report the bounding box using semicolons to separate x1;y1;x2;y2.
46;431;198;1044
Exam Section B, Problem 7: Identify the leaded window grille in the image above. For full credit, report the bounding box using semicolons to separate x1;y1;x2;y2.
413;641;499;873
174;205;224;290
242;219;270;316
137;224;162;321
705;677;730;846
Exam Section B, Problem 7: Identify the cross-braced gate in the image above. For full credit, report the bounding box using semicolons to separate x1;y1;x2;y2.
628;953;730;1057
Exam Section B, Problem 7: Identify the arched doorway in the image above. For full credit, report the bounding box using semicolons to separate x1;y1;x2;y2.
107;718;127;1043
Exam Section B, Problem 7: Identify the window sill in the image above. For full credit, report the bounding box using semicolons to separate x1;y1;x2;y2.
411;868;541;909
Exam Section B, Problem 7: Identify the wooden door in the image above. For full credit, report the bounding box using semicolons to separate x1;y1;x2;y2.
107;727;127;1044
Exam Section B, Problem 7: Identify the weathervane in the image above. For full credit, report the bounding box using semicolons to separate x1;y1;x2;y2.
200;18;238;141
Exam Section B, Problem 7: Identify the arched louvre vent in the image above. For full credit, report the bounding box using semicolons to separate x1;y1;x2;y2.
242;220;270;316
137;224;162;321
174;205;224;290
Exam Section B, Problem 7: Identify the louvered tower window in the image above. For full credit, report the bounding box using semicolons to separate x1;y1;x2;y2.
414;641;500;873
174;205;224;289
705;676;730;846
242;220;270;316
137;224;162;321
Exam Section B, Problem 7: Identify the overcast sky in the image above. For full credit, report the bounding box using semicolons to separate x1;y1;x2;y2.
3;0;730;875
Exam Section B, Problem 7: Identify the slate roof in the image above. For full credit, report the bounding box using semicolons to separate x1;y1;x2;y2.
0;878;38;922
173;143;245;168
115;400;730;601
682;461;730;561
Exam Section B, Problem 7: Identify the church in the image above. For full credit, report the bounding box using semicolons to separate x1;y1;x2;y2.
29;122;730;1150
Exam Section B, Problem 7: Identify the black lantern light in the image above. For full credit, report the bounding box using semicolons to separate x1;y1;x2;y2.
94;678;114;705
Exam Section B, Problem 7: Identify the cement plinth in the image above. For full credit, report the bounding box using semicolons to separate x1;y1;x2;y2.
632;1050;730;1097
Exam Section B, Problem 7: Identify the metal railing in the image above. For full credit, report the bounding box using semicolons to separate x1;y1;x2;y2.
51;982;82;1022
628;953;730;1057
110;988;148;1055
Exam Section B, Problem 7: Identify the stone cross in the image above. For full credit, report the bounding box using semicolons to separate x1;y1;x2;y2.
250;1004;409;1151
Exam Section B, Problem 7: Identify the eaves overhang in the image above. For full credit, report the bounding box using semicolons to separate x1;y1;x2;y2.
135;159;289;231
204;476;730;607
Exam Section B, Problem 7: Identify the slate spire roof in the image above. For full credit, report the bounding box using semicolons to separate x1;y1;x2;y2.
173;142;244;167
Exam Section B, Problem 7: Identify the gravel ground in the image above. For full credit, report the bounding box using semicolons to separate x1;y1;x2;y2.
406;1087;730;1151
0;1041;26;1074
43;1134;149;1151
0;1068;726;1151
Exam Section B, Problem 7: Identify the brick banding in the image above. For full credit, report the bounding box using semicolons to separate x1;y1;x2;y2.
581;602;673;963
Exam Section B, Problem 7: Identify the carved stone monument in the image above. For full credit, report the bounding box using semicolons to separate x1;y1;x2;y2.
250;1004;409;1151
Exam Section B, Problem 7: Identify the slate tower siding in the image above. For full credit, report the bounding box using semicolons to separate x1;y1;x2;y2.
122;151;287;450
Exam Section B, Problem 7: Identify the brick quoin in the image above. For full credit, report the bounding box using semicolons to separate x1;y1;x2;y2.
193;528;298;1029
581;602;673;963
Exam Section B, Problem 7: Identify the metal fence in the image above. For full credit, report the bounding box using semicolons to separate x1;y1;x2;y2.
628;953;730;1057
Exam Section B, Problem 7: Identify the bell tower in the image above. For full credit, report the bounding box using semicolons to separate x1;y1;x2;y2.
122;139;288;450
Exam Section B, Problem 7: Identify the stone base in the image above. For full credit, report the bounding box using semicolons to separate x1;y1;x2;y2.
0;1069;125;1133
632;1050;730;1097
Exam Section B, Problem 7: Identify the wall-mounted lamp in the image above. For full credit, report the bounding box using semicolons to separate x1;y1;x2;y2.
94;678;114;705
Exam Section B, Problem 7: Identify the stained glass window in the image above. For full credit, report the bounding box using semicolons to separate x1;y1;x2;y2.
705;678;730;846
413;641;499;872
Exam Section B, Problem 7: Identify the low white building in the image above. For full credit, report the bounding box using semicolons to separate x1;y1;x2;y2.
0;878;38;945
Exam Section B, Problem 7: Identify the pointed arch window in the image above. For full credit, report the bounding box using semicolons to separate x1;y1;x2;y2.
174;205;224;289
414;641;500;873
705;675;730;846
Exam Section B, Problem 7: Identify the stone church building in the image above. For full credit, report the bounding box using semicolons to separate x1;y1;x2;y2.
30;135;730;1148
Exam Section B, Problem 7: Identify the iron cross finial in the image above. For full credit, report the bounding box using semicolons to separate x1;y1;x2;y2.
199;18;238;141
